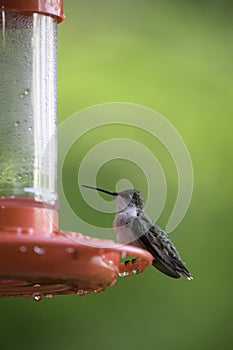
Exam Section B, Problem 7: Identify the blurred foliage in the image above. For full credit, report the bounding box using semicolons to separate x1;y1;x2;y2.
1;0;233;349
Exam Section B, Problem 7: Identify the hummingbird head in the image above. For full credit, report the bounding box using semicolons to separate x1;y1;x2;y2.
82;185;144;212
117;189;144;212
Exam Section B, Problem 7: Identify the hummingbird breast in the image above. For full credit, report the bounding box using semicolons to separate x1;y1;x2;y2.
113;207;138;245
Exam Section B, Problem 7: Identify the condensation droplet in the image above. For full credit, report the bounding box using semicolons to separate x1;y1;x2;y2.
20;88;30;98
66;247;75;254
33;294;42;302
94;287;104;293
33;246;45;255
118;271;130;277
46;294;53;299
77;290;84;296
19;245;27;253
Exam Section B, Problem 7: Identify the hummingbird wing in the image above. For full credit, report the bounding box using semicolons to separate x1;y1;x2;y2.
132;215;192;279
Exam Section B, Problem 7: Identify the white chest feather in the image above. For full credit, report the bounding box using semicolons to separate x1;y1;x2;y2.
113;207;138;245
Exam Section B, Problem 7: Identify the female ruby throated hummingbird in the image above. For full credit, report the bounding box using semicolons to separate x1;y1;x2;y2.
83;185;192;280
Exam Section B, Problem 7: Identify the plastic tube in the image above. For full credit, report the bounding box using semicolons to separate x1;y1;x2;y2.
0;10;57;206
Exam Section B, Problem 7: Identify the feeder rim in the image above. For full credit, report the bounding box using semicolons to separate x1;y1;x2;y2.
0;0;65;23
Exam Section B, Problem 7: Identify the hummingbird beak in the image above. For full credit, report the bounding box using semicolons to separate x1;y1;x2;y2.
82;185;118;197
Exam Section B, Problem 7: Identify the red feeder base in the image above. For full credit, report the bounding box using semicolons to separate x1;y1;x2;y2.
0;197;152;300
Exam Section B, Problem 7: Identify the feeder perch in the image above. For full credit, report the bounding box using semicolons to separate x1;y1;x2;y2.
0;0;152;300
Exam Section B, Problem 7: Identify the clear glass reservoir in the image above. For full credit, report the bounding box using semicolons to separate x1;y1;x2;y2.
0;11;57;205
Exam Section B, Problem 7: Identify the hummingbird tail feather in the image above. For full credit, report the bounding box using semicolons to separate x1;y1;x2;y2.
152;259;180;278
173;259;193;280
180;269;193;280
137;229;193;280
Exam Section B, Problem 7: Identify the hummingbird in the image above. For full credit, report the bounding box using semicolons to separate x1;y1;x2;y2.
83;185;192;280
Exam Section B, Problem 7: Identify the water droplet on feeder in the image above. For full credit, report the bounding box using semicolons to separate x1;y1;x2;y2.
118;271;130;277
33;246;45;255
33;294;42;302
20;88;30;98
77;290;85;296
66;247;75;254
46;294;53;299
94;287;104;293
19;245;27;253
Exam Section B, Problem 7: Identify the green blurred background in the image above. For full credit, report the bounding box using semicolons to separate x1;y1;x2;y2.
1;0;233;349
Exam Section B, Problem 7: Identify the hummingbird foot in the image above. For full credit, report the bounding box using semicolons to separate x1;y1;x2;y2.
124;258;138;265
122;258;142;275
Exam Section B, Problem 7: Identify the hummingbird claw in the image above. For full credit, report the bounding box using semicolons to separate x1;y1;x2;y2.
124;260;131;265
124;258;138;265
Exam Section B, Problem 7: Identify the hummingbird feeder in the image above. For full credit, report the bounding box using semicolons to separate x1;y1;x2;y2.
0;0;152;300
